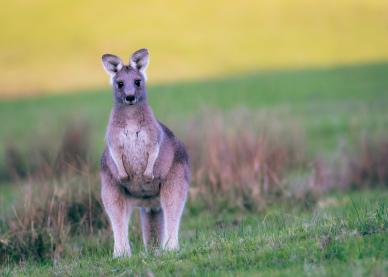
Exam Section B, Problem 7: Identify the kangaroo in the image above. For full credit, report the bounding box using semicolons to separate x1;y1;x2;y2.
100;49;190;258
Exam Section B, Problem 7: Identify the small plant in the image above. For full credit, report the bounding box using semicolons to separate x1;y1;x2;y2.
0;174;107;263
347;137;388;188
3;122;91;181
184;109;307;210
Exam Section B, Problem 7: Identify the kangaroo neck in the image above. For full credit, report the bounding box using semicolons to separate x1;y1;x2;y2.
111;100;155;124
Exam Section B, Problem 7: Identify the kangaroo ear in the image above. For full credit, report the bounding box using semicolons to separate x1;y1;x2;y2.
102;54;123;76
130;48;149;79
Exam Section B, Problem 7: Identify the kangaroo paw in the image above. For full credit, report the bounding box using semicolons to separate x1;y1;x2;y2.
143;171;154;183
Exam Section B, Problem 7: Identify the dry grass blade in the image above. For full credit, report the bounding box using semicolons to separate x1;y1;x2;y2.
183;109;307;210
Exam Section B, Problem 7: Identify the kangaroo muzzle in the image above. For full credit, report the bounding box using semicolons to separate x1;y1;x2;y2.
124;94;136;105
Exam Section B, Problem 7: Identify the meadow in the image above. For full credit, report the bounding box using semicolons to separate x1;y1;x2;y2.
0;62;387;275
1;191;387;276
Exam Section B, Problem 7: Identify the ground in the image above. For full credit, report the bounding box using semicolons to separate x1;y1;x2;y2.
1;190;387;276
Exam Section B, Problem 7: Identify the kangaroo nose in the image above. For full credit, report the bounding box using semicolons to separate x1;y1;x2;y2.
125;95;135;103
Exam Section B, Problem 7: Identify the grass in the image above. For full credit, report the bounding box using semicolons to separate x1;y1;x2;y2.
1;190;387;276
0;62;387;275
1;0;388;95
0;62;387;165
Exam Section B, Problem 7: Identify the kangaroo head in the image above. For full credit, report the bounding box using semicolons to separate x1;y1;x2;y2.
102;49;149;105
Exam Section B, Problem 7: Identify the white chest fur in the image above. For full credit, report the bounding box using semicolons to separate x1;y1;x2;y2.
108;122;149;176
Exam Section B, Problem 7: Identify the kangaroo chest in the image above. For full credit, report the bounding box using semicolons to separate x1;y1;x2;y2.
109;123;162;199
110;122;149;176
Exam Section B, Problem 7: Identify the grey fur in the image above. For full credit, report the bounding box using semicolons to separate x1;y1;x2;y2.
100;49;190;257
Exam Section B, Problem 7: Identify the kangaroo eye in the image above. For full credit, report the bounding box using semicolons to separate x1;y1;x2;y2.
117;81;124;89
134;79;141;88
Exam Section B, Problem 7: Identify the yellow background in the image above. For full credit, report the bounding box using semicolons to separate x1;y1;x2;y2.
1;0;387;97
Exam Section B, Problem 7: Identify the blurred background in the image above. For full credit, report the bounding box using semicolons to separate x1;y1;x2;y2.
0;0;387;275
1;0;388;96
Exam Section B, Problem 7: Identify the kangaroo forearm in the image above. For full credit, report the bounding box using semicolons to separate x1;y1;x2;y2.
145;143;160;174
109;145;127;177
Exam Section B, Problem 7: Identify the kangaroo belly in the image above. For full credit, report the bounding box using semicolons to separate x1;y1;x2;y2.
122;179;161;198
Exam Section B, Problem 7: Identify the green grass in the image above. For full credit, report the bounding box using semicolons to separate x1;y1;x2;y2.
1;190;387;276
0;62;387;164
0;63;387;275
